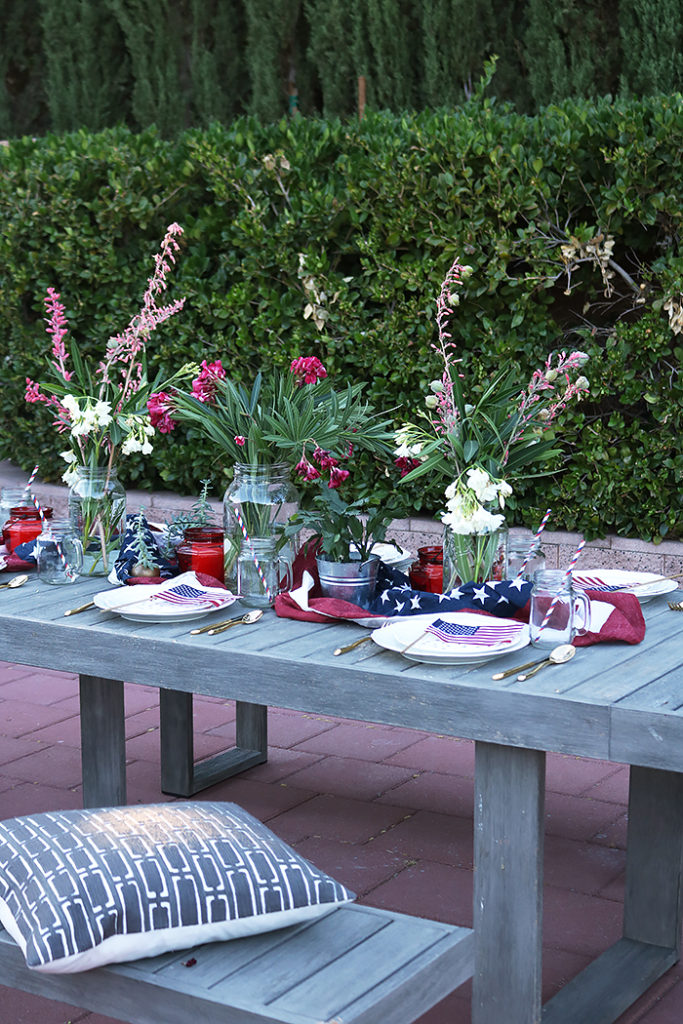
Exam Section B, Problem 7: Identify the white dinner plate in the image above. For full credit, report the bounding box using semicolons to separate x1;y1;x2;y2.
571;569;679;604
94;582;237;623
371;612;530;665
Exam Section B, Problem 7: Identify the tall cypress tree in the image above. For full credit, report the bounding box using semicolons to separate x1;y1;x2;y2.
619;0;683;96
524;0;620;108
40;0;129;132
0;0;46;137
107;0;187;134
363;0;421;110
304;0;355;117
243;0;301;121
190;0;246;125
420;0;505;108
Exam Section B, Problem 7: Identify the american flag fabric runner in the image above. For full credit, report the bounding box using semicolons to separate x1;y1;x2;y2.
152;582;228;608
425;617;524;647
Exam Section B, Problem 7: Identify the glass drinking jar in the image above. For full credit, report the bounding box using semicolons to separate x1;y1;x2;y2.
505;536;546;581
237;535;293;608
35;520;83;584
4;505;53;553
409;545;444;593
176;527;225;584
529;569;590;648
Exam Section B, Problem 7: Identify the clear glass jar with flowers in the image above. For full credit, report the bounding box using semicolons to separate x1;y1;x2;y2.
25;224;195;575
148;355;393;597
395;257;590;588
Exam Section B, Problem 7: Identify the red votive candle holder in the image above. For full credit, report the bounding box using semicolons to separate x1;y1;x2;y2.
176;527;225;584
408;544;443;594
4;505;53;552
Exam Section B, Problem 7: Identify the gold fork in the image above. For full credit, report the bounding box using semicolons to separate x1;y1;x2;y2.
668;601;683;611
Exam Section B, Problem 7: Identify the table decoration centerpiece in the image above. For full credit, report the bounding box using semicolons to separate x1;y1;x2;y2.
148;355;392;598
395;256;590;589
284;487;404;605
25;223;194;575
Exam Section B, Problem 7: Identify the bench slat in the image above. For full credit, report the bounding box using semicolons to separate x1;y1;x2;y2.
0;904;473;1024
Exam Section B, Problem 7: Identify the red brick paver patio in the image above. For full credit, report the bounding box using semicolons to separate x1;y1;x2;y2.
0;660;682;1024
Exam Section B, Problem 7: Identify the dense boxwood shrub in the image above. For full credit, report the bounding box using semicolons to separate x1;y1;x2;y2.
1;93;682;541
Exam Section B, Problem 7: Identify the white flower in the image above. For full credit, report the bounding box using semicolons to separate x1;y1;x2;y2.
121;436;142;455
93;400;112;426
466;467;499;503
61;394;80;417
61;464;80;487
60;449;77;464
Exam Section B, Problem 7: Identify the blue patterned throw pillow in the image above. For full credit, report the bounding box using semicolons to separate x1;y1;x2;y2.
0;802;355;973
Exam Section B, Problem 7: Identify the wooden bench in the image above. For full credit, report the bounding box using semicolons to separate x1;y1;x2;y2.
0;903;473;1024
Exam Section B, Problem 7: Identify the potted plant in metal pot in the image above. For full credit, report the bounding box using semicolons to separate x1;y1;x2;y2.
285;489;403;607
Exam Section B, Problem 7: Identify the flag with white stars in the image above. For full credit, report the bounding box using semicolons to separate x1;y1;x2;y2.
366;563;532;618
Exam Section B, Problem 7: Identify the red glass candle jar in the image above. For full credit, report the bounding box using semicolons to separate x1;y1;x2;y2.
409;545;443;594
4;506;53;552
176;527;225;584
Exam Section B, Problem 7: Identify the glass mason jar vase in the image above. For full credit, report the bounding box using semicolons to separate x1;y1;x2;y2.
68;466;126;576
223;463;299;595
35;520;83;584
442;522;507;591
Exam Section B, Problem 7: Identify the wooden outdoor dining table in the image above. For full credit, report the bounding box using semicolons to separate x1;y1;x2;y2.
1;573;683;1024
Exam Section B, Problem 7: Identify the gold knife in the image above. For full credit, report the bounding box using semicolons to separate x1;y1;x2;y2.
190;613;245;635
334;635;372;656
64;601;95;616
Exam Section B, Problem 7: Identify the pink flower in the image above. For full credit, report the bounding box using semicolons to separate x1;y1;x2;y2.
328;466;350;488
395;456;421;478
234;435;246;447
192;359;226;403
295;457;321;481
25;378;46;404
44;288;73;383
147;392;177;434
290;356;327;386
312;446;338;469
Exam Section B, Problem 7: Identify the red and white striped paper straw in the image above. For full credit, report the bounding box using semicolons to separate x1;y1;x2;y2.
537;538;586;634
515;507;552;579
232;507;273;603
26;465;40;492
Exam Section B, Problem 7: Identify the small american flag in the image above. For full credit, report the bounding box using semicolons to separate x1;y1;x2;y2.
425;617;523;647
153;583;226;608
572;575;623;593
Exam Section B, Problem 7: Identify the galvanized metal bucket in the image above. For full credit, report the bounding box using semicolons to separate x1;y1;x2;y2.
316;554;380;607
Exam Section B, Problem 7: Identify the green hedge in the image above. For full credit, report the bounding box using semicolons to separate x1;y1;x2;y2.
1;93;683;541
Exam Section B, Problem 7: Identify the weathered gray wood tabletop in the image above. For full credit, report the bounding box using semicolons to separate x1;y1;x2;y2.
1;574;682;1024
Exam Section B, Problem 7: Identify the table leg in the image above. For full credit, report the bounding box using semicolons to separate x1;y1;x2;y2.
472;741;545;1024
79;674;126;808
159;692;268;796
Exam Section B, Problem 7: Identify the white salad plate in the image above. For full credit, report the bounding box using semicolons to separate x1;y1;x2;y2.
571;569;679;604
93;582;237;623
371;612;530;665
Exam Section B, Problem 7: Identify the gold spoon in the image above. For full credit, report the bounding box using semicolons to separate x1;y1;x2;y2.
516;643;576;681
205;609;264;636
191;609;262;635
0;574;29;591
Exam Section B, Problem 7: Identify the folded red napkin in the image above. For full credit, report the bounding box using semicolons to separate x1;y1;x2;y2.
0;548;34;572
274;543;385;623
572;588;645;645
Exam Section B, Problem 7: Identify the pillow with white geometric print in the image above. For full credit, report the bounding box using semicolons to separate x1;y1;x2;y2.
0;801;355;973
